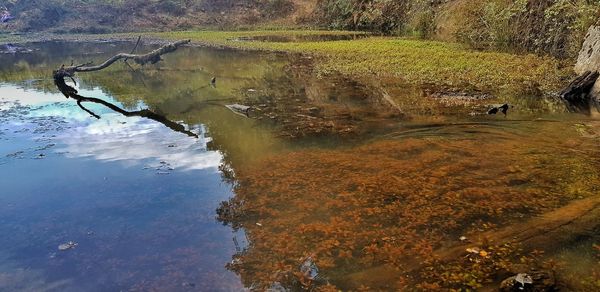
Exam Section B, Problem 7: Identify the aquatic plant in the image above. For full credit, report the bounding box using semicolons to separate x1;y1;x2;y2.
217;125;599;290
154;30;572;97
416;242;545;290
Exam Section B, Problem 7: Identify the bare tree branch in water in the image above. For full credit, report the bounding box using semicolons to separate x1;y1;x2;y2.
56;39;190;75
52;38;198;138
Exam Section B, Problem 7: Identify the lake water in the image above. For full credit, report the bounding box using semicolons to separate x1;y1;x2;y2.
0;40;598;291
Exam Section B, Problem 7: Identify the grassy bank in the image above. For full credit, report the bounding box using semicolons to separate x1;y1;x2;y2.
147;30;572;96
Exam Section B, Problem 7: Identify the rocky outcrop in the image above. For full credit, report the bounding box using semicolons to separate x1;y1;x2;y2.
592;77;600;103
560;71;599;114
571;26;600;111
575;26;600;74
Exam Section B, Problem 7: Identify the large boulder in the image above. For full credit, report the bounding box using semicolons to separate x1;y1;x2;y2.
575;26;600;74
575;26;600;105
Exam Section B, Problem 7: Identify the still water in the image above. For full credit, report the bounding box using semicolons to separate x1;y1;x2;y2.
0;41;599;291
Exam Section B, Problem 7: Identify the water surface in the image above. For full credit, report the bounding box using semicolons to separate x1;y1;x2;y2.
0;40;599;291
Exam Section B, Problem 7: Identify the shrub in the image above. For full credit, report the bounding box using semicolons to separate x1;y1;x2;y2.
316;0;414;33
454;0;600;58
153;0;187;16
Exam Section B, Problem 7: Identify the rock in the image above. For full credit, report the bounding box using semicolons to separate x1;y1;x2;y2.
225;104;252;117
306;107;321;116
559;71;600;113
576;26;600;103
591;77;600;102
181;282;196;288
300;256;319;280
488;104;510;116
575;26;600;75
466;247;480;254
58;241;78;251
516;273;533;286
500;270;557;291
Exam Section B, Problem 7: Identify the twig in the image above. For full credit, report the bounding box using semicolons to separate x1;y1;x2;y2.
77;100;100;119
124;35;142;65
129;35;142;55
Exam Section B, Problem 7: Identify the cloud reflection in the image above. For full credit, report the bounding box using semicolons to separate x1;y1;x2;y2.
1;84;222;171
58;114;222;171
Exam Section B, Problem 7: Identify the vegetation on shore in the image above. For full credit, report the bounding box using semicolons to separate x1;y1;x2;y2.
1;1;597;59
0;0;309;33
316;0;600;58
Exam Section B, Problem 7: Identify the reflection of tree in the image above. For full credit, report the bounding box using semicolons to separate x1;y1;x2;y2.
89;47;287;113
240;57;404;138
52;39;198;138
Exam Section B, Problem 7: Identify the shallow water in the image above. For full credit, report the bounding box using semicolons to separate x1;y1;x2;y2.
0;41;599;291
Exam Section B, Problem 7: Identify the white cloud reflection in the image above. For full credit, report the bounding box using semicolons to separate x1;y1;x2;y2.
0;84;64;110
58;114;222;171
1;84;223;171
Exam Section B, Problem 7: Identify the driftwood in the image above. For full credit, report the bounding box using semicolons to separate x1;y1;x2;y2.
559;70;599;114
52;38;197;137
54;39;190;77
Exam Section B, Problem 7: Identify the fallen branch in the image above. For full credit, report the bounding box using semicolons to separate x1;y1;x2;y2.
53;38;197;138
54;39;190;78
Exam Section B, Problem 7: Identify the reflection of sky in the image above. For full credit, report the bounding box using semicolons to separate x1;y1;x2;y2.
0;44;246;291
58;115;221;170
0;84;65;109
0;83;222;171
